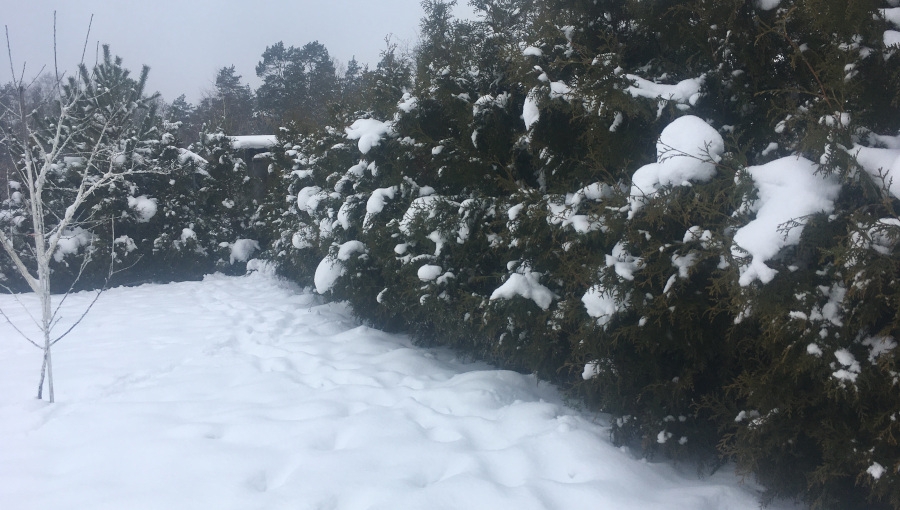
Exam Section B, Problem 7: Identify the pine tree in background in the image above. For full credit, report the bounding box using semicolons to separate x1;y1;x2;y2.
365;39;413;120
338;56;368;118
195;66;258;136
256;41;339;131
164;94;198;145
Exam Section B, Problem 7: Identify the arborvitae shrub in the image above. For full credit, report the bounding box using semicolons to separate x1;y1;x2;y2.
254;0;900;507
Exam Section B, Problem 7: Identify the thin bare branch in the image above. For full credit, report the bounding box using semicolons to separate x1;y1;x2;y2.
53;12;60;95
80;15;94;67
0;280;41;330
5;25;18;88
0;304;41;348
51;287;103;346
50;235;95;325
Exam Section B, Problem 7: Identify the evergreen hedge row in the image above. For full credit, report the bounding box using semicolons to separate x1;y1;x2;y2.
260;1;900;508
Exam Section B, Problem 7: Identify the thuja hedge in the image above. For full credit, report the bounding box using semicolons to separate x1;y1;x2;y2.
259;1;900;508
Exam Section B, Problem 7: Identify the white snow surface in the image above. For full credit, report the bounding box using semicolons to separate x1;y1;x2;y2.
582;284;621;328
884;8;900;29
885;30;900;47
345;118;394;154
626;75;704;106
851;144;900;198
314;241;367;294
229;239;260;264
177;148;208;170
417;264;443;282
399;195;442;235
128;195;158;223
732;156;841;286
755;0;782;10
314;255;344;294
523;89;541;130
231;135;277;150
490;266;558;311
366;187;398;215
297;186;326;216
53;227;94;263
0;274;783;510
629;115;724;218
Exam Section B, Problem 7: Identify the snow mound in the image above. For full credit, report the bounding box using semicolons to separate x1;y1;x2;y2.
490;265;557;310
314;241;367;294
417;264;443;282
128;195;158;223
345;118;394;154
229;239;259;264
850;144;900;199
523;89;541;130
582;284;622;328
755;0;782;10
629;115;724;218
230;135;277;150
400;195;442;235
337;240;366;261
53;227;93;262
314;255;343;294
296;186;326;216
732;156;841;286
886;30;900;47
626;75;704;106
364;186;398;227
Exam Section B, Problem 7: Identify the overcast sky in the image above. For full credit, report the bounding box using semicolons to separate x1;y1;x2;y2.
2;0;476;104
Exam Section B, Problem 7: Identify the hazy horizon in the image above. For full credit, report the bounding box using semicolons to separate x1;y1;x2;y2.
2;0;476;104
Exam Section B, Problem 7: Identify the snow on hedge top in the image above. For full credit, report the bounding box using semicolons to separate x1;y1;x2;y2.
400;195;441;235
229;239;259;264
364;186;398;227
626;75;704;106
417;264;443;282
523;89;541;130
53;227;93;262
851;144;900;198
582;284;624;328
755;0;781;10
628;115;724;218
490;264;557;310
314;241;367;294
732;156;841;286
886;30;900;47
345;119;394;154
231;135;277;150
885;8;900;28
128;195;158;223
177;148;208;171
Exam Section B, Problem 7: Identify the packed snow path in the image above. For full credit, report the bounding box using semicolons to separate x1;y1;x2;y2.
0;273;773;510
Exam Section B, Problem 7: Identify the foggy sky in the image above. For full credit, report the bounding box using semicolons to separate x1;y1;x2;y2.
2;0;475;104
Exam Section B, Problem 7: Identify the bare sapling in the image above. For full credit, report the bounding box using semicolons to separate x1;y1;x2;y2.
0;16;165;402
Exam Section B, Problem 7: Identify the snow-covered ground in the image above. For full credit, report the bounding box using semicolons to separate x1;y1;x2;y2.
0;271;787;510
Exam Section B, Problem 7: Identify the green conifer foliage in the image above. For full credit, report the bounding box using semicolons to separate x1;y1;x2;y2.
253;0;900;507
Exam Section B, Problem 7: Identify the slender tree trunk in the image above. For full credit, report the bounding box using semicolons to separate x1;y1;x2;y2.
37;352;47;400
39;272;54;403
33;243;55;402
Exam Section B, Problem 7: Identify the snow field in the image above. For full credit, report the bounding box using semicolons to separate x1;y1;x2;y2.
0;273;781;509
